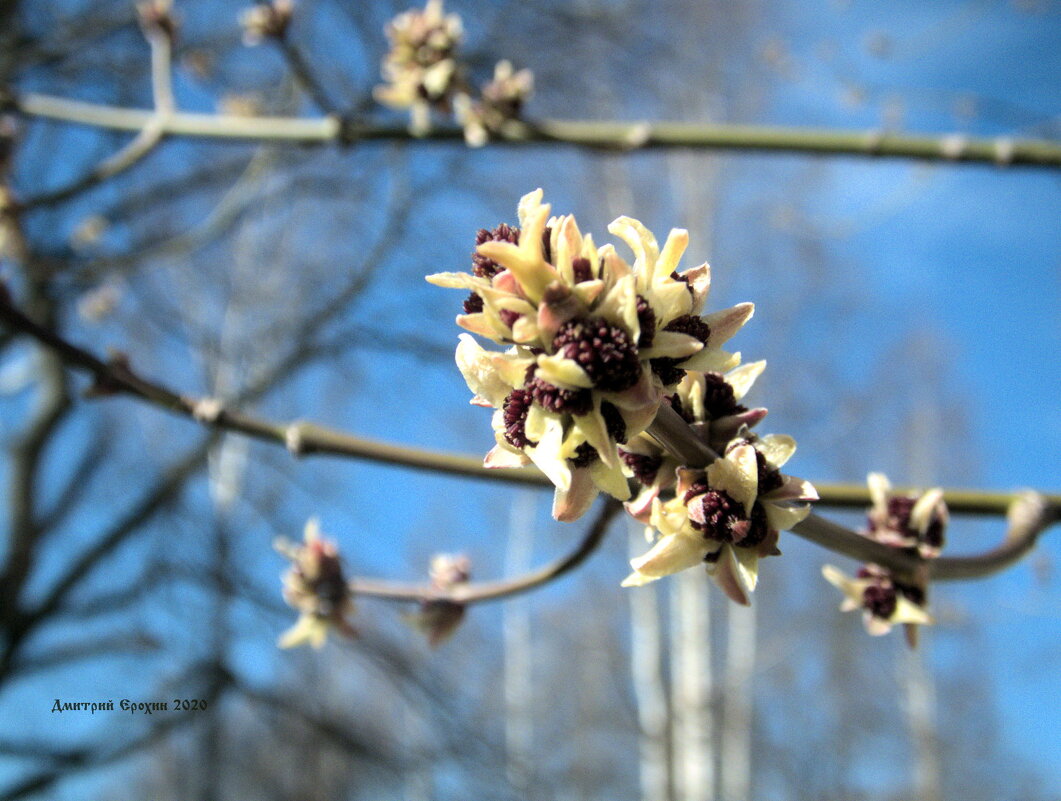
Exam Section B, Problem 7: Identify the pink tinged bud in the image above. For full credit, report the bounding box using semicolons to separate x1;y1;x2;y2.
537;281;584;343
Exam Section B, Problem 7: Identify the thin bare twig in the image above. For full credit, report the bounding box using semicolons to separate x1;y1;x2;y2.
9;92;1061;167
350;498;622;604
16;19;176;209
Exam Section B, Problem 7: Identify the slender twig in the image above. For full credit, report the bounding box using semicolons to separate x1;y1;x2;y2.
350;498;622;604
17;21;176;210
1;296;1057;588
274;37;338;115
8;92;1061;167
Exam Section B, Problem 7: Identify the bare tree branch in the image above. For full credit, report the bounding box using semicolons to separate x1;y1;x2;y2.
8;92;1061;167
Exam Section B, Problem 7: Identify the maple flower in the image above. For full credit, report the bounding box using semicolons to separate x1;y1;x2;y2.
623;438;816;604
620;363;769;522
455;60;534;147
427;189;753;521
274;519;355;648
865;471;948;558
822;473;947;645
821;563;932;637
373;0;464;135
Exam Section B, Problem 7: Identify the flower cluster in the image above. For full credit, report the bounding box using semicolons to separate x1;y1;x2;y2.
372;0;465;136
428;189;754;522
375;1;532;143
275;519;356;648
822;473;948;644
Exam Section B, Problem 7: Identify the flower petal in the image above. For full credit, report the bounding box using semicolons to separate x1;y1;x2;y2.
680;347;741;374
552;468;599;521
455;334;511;407
705;546;751;606
624;532;706;585
704;303;754;348
589;456;632;500
536;352;594;389
756;433;797;468
725;360;766;401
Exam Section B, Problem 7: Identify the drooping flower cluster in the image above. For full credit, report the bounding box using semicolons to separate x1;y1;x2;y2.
374;1;532;143
822;473;948;645
275;519;356;648
428;189;754;522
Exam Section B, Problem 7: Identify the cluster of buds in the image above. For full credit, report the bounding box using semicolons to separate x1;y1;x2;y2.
275;519;356;648
373;0;466;136
375;1;532;144
239;0;294;46
454;60;534;147
429;189;816;603
822;473;948;645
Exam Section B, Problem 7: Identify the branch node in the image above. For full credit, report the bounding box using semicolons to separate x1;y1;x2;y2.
285;422;306;456
863;129;885;155
623;122;652;149
191;397;225;424
941;134;969;160
336;116;361;147
993;137;1016;166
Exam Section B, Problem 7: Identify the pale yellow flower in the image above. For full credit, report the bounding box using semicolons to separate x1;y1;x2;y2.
623;439;816;604
455;60;534;146
621;363;769;522
239;0;293;46
275;519;355;648
822;563;933;638
866;472;948;558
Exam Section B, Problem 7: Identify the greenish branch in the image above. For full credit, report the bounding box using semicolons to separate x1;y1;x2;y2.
8;91;1061;168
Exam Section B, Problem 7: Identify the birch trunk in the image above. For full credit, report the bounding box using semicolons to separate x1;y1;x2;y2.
670;570;714;801
720;602;755;801
504;491;536;796
628;519;673;801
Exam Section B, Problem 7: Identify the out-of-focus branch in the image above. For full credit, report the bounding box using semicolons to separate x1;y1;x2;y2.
0;662;230;801
8;92;1061;167
351;498;622;604
16;16;176;210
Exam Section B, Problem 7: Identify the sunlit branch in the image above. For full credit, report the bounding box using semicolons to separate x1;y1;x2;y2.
8;91;1061;167
1;294;1057;590
18;21;176;210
